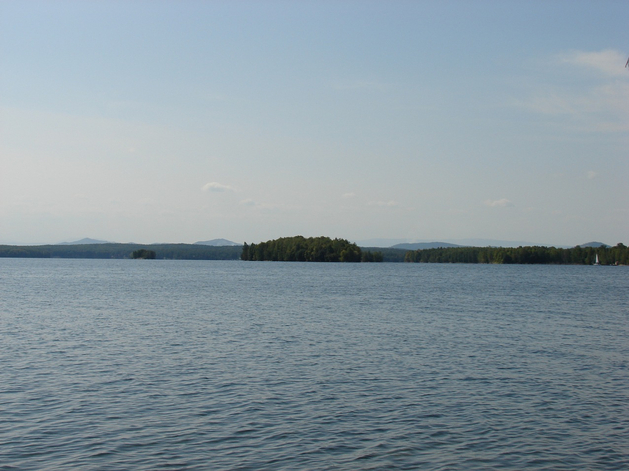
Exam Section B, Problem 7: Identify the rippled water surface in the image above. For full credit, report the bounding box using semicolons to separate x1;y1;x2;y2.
1;259;628;470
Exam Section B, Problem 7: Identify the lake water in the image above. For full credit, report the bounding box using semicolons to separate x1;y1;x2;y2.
1;259;627;470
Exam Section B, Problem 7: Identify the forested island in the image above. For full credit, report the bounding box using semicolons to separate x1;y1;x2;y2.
0;243;242;260
404;244;629;265
241;236;383;262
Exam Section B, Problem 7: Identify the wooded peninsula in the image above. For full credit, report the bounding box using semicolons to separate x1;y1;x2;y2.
404;244;629;265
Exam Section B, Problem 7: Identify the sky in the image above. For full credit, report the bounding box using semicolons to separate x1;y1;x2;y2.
1;0;628;246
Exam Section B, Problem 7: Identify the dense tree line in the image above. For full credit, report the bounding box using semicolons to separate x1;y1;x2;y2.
131;249;156;259
241;236;382;262
404;244;629;265
360;247;406;262
361;250;384;263
0;244;242;260
0;246;50;258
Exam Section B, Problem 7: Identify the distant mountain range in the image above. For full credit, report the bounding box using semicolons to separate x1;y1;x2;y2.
445;238;546;248
47;237;609;249
578;241;609;248
390;242;461;250
356;238;614;249
53;237;241;246
356;238;550;248
355;238;543;248
194;238;241;246
57;238;110;245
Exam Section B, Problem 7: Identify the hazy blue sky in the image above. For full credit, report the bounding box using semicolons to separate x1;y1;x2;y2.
2;1;628;246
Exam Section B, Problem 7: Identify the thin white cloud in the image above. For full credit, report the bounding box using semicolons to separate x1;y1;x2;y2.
202;182;234;192
560;49;628;77
368;200;399;207
516;94;575;115
516;82;629;115
342;192;356;198
531;82;629;130
514;50;629;132
239;199;290;211
484;198;513;208
587;171;597;180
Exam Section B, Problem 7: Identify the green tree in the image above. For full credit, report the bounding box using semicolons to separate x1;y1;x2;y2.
131;249;156;259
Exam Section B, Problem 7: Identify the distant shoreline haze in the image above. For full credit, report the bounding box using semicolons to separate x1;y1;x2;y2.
6;237;612;250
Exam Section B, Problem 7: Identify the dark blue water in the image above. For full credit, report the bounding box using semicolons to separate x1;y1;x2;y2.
1;260;627;470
